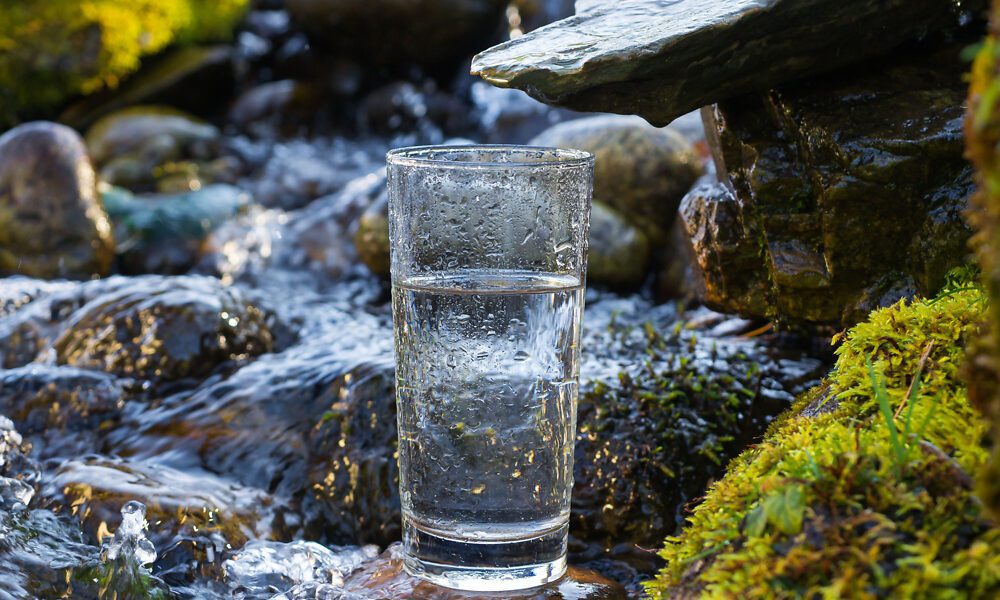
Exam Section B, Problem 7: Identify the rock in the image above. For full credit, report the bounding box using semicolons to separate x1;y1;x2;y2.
0;365;128;460
529;115;703;243
0;275;288;381
102;184;251;274
680;182;771;317
647;287;997;598
228;80;326;133
652;217;702;302
471;0;984;125
0;1;250;126
354;196;391;278
340;543;628;599
53;277;285;381
966;3;1000;522
60;45;238;129
85;106;222;192
286;0;507;75
0;122;115;279
569;302;824;576
690;42;973;325
41;455;289;581
587;202;650;289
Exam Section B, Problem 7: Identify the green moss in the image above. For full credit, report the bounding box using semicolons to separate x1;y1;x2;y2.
0;0;249;125
646;285;1000;599
967;0;1000;524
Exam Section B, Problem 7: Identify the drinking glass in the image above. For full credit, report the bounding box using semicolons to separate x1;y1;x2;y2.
387;145;593;591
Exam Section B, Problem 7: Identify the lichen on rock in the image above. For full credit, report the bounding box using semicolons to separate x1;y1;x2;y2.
0;0;249;124
646;282;1000;598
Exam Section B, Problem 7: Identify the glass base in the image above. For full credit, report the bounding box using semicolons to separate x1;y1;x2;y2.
401;518;568;591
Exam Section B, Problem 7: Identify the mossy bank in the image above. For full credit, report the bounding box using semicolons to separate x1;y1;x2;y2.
647;279;1000;598
0;0;248;125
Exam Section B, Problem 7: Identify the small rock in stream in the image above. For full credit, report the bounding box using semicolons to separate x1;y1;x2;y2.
0;122;115;280
530;115;703;244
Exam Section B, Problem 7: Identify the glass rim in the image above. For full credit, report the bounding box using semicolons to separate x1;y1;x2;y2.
386;144;595;169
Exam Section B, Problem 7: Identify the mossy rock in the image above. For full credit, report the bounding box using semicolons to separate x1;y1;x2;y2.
0;0;249;125
966;0;1000;524
647;282;1000;598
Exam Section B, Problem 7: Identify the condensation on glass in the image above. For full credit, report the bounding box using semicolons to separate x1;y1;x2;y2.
387;145;593;591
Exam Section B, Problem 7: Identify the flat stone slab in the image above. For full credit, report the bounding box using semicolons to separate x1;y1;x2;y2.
471;0;981;125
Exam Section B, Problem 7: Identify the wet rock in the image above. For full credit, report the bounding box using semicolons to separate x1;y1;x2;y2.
286;0;507;75
0;275;288;381
471;0;983;125
105;338;398;546
102;184;250;274
353;196;391;278
569;301;825;575
652;217;703;302
691;41;973;325
0;122;115;279
85;106;223;192
61;45;238;129
54;277;284;381
340;543;627;599
0;365;127;460
680;182;771;317
228;80;326;134
42;456;289;582
304;360;399;546
587;202;651;290
529;115;703;243
0;508;105;600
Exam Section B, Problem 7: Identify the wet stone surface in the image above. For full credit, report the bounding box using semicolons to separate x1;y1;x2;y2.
688;40;974;326
472;0;984;125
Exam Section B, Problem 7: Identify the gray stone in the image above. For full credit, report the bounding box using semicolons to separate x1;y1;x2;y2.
0;122;115;279
529;115;702;243
587;202;651;290
472;0;983;125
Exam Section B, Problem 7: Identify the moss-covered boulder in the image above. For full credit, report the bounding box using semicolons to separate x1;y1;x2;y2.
85;106;223;193
647;284;1000;598
966;0;1000;524
0;122;115;279
688;39;973;327
0;0;249;125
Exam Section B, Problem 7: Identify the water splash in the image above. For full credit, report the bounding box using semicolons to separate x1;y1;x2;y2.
103;501;157;565
225;540;378;598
